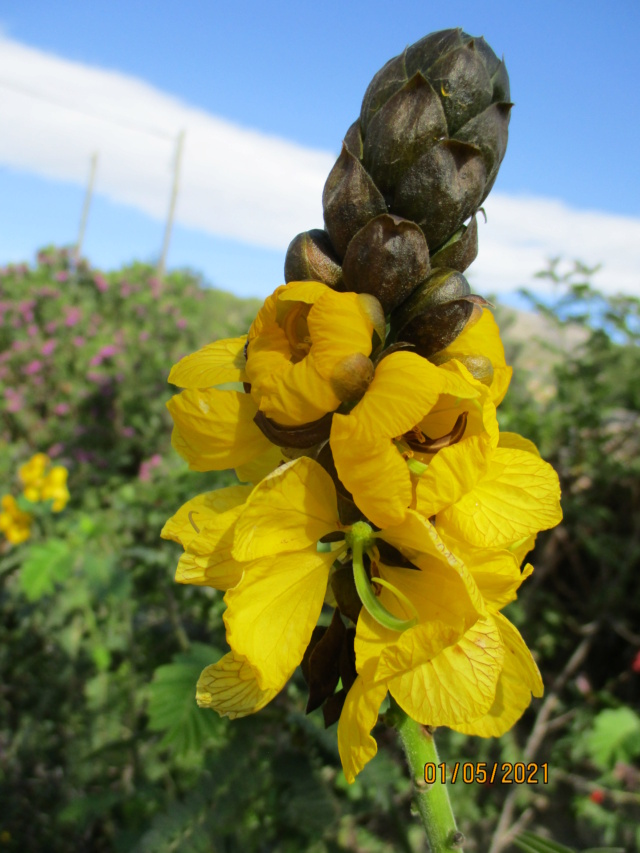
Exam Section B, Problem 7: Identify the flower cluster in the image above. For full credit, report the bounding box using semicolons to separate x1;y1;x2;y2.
163;279;562;782
0;453;70;544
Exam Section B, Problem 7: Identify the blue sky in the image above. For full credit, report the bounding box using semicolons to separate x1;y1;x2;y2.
1;0;639;299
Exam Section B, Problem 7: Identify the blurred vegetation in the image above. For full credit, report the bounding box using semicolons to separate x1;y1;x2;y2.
0;250;638;852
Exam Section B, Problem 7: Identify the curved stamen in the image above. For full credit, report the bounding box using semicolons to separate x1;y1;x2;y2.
371;576;420;624
350;529;417;633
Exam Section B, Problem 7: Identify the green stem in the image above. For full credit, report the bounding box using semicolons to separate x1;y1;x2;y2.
388;700;464;852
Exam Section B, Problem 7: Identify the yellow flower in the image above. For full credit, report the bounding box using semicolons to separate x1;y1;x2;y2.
16;454;71;511
19;453;50;502
244;280;379;426
181;458;486;738
40;467;70;512
330;351;497;529
0;494;32;544
167;334;282;482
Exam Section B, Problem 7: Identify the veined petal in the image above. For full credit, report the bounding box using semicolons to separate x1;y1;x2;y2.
233;457;340;560
223;549;336;690
167;388;272;471
388;615;504;726
161;484;252;548
196;651;282;719
338;676;388;784
175;550;244;590
451;612;542;737
439;529;524;610
168;336;247;388
332;418;411;529
439;447;563;549
308;289;373;379
379;510;485;616
415;435;490;518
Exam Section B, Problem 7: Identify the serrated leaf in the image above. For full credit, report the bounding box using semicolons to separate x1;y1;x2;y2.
147;642;225;754
19;538;74;601
585;706;640;769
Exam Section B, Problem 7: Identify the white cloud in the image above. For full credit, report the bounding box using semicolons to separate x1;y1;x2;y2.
0;34;639;296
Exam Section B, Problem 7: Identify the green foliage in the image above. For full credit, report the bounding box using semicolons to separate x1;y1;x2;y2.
19;537;74;600
586;708;640;770
147;643;226;754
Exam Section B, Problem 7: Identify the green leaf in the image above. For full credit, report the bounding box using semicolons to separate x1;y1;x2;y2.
19;538;74;601
147;642;225;755
585;707;640;769
513;832;575;853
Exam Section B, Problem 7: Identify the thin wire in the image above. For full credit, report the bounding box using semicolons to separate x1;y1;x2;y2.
0;78;176;141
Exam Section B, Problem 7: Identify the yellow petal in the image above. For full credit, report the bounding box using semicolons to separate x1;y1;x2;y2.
256;355;340;426
331;418;411;529
439;308;511;404
232;457;340;560
175;550;244;590
439;447;563;549
418;361;499;452
307;289;373;379
161;485;252;547
223;549;335;690
277;279;328;305
415;435;490;518
338;676;388;783
168;336;247;388
388;615;504;726
235;445;284;485
452;612;542;737
167;388;273;471
196;651;281;718
347;352;453;440
498;432;541;456
439;529;524;610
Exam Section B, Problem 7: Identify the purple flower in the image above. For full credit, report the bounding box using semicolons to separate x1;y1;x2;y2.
41;340;57;356
45;320;59;333
48;442;64;458
65;307;82;327
176;318;188;330
53;403;70;415
121;426;136;438
139;331;150;342
73;336;85;347
24;360;43;375
55;271;69;282
94;274;108;293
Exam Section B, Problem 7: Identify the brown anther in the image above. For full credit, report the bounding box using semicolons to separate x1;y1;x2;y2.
404;411;469;453
188;511;200;534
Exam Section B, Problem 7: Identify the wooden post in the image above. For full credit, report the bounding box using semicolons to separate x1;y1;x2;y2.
157;130;185;280
76;151;98;261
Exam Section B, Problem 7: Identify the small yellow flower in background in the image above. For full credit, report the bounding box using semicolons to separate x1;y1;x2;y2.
18;452;50;502
18;453;70;512
40;466;70;512
0;494;33;544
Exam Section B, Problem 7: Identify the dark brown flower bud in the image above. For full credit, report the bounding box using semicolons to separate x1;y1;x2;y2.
322;144;387;259
390;268;486;357
341;214;431;313
284;229;343;289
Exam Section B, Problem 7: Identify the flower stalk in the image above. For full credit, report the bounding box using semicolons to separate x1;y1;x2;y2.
387;699;464;852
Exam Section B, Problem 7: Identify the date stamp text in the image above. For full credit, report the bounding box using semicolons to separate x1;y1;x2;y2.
424;762;549;785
